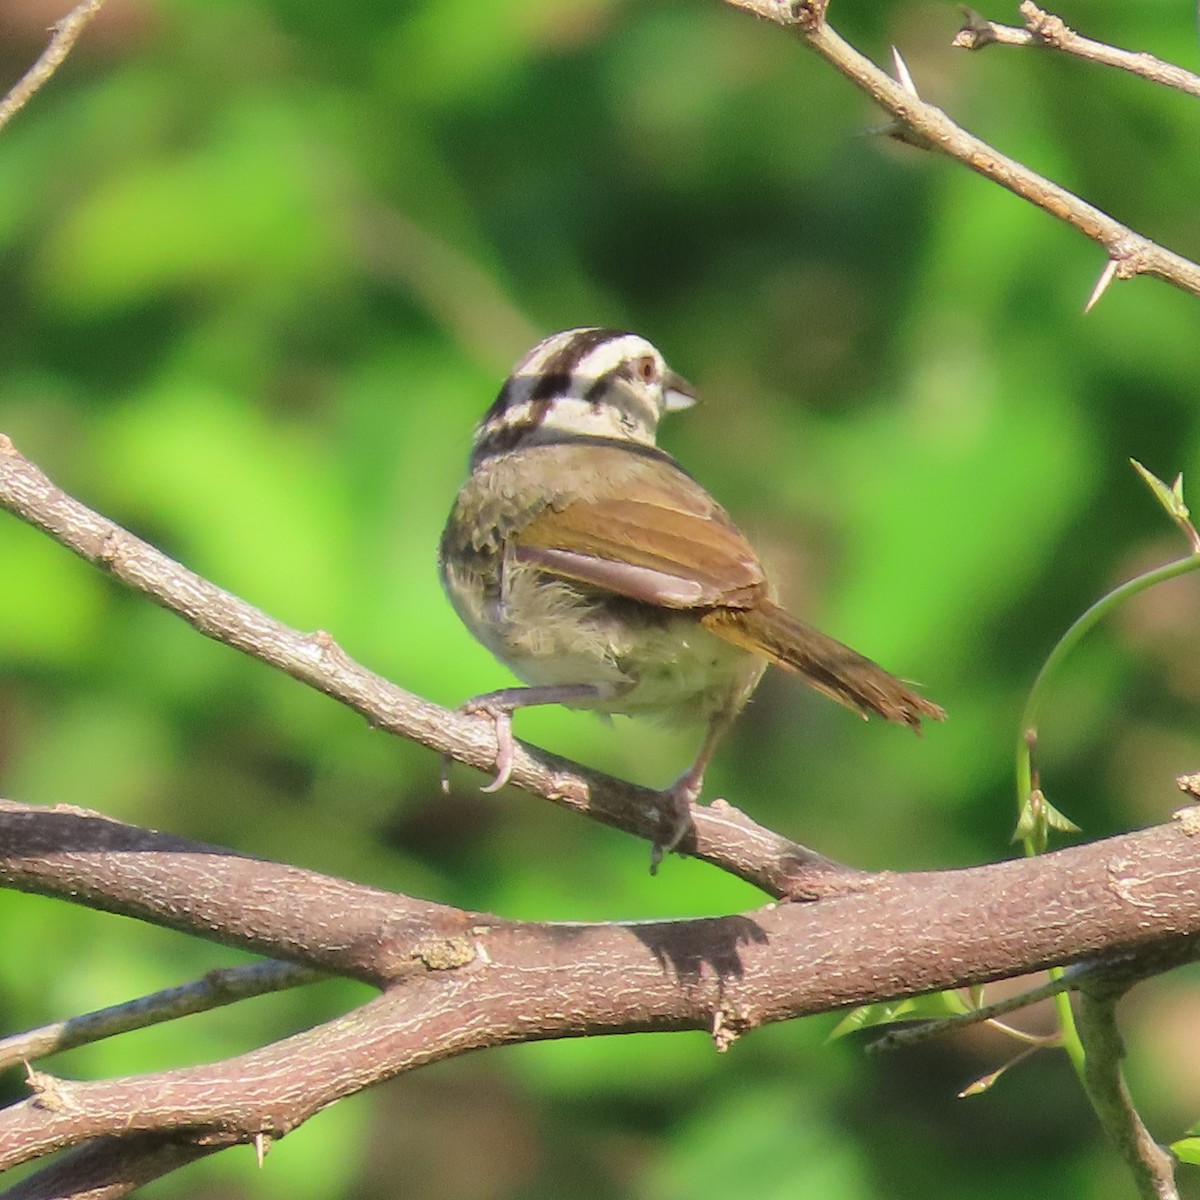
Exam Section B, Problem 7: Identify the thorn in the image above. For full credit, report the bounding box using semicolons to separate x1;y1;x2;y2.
711;1007;741;1052
878;47;934;149
958;1046;1036;1097
891;46;919;96
254;1130;272;1167
1085;259;1118;312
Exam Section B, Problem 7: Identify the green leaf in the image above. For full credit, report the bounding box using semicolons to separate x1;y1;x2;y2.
829;991;972;1040
1169;1136;1200;1166
1042;797;1081;834
1014;789;1040;843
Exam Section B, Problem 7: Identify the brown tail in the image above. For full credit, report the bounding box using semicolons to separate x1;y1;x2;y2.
702;600;944;730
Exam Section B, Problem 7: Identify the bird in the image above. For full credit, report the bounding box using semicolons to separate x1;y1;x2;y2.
439;328;943;862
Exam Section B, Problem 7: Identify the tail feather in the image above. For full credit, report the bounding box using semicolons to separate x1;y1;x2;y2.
702;601;944;730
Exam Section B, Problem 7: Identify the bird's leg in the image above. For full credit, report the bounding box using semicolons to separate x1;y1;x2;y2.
443;684;609;794
651;707;738;872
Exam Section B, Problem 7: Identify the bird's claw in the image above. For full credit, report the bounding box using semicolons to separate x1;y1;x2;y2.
440;700;516;795
649;773;703;874
465;700;515;793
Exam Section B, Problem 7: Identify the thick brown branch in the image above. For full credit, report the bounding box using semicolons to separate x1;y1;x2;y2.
718;0;1200;298
2;7;1197;1197
0;433;856;901
3;808;1200;1174
0;800;472;987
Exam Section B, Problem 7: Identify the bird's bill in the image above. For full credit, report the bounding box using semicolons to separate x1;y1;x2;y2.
663;369;697;411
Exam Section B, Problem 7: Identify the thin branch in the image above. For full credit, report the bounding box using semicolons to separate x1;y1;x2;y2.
0;433;859;902
865;926;1200;1053
719;0;1200;299
955;3;1200;99
0;962;323;1072
1;1134;219;1200
0;0;107;134
1076;989;1180;1200
0;5;1195;1196
866;969;1078;1053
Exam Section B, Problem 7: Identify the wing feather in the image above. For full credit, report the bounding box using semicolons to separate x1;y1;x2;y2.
514;497;764;609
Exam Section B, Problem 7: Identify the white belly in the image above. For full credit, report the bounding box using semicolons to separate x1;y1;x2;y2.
448;563;764;726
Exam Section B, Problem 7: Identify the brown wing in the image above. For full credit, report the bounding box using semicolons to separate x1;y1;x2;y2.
506;450;944;730
514;496;765;609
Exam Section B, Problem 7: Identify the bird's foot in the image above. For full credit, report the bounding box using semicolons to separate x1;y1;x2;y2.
649;769;706;874
441;684;606;795
465;698;517;794
440;697;517;795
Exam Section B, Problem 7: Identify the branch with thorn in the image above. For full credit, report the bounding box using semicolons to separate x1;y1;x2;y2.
4;417;1200;1193
719;0;1200;306
3;2;1200;1196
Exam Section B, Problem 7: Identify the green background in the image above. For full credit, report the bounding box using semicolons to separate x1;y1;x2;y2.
2;0;1200;1196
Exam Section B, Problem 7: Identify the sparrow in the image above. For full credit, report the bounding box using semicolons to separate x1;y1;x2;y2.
439;328;943;861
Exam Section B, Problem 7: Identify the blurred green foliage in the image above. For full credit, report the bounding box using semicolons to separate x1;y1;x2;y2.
2;0;1200;1196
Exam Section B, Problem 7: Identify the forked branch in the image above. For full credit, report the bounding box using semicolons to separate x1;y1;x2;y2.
718;0;1200;301
3;4;1200;1197
4;799;1200;1188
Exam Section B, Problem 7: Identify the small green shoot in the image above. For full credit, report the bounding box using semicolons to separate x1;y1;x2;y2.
828;990;971;1040
1131;460;1200;553
1014;787;1081;855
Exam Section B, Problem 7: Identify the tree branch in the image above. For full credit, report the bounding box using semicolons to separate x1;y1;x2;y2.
3;4;1198;1196
1;1134;219;1200
5;435;1200;1190
0;799;474;987
0;433;859;901
718;0;1200;300
0;961;322;1072
4;800;1200;1176
955;3;1200;99
1077;987;1180;1200
0;0;107;134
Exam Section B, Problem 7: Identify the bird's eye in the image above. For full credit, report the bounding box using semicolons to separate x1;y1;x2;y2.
634;355;658;385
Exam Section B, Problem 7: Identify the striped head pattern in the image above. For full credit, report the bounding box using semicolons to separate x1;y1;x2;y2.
470;328;696;466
